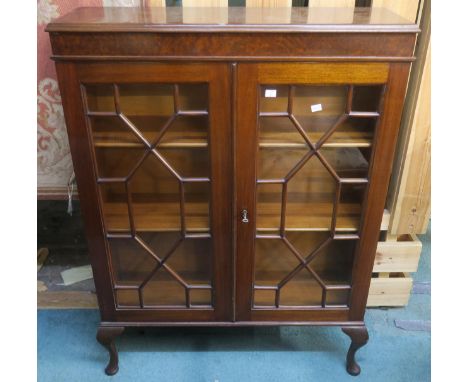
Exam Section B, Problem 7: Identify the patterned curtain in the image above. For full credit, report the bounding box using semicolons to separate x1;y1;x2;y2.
37;0;141;196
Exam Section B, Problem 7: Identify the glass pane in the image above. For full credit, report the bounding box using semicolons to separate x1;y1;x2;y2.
159;115;209;148
89;114;146;179
179;84;208;111
190;289;212;306
280;268;322;306
336;183;367;231
142;267;186;307
109;237;156;286
326;289;350;306
184;182;210;232
157;147;210;179
320;147;369;179
259;85;289;113
258;147;309;181
255;238;301;286
138;233;212;307
254;289;276;307
90;115;146;149
256;183;282;232
286;155;336;231
99;182;129;232
165;237;212;285
85;84;115;112
308;238;355;284
119;83;174;145
326;117;376;148
352;85;383;112
259;116;306;148
116;289;139;308
130;153;181;232
292;85;347;145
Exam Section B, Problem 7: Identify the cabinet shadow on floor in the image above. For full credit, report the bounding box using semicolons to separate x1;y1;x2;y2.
119;326;347;354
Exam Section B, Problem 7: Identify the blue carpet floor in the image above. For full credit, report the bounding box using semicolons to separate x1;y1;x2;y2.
38;226;430;382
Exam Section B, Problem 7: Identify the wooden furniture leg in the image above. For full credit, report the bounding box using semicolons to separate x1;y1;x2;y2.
342;326;369;376
96;326;125;376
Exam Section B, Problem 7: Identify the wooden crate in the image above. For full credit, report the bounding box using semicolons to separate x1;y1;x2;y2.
368;233;422;306
374;234;422;273
368;272;413;307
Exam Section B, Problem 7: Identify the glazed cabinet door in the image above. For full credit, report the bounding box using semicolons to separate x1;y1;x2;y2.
57;63;232;322
235;62;407;322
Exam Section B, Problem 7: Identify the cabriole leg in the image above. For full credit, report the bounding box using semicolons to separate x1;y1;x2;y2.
342;326;369;376
96;326;125;376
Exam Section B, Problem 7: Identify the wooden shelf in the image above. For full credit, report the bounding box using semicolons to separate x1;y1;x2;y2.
94;130;208;149
104;201;209;232
259;115;375;148
95;130;371;149
93;126;372;150
259;130;373;148
257;202;362;232
103;200;369;233
91;114;208;149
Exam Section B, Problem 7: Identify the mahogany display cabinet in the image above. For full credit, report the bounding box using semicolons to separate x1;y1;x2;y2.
47;6;419;376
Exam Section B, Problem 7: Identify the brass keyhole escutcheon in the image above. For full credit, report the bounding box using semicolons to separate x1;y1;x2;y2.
241;209;249;223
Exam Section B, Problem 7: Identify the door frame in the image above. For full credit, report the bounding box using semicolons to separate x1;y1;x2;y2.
234;62;411;323
56;61;233;322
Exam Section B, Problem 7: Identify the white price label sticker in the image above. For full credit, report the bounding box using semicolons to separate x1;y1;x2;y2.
265;89;277;98
310;104;323;113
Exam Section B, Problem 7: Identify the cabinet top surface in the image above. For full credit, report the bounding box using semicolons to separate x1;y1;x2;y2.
46;7;419;33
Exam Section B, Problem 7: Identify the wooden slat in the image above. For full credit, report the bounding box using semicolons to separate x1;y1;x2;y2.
389;41;431;234
182;0;228;6
104;202;209;232
93;130;208;148
367;273;412;306
103;201;390;233
143;0;166;7
373;234;422;272
385;0;430;235
381;209;390;230
246;0;292;7
93;129;373;149
308;0;354;7
257;202;362;232
260;130;373;148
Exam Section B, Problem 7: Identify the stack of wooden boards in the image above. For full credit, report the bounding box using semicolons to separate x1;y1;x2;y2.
368;0;430;306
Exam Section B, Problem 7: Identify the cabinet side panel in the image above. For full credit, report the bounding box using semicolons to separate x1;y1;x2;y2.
55;62;116;320
349;63;411;320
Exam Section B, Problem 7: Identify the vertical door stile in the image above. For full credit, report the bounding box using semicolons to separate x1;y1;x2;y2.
235;64;259;321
